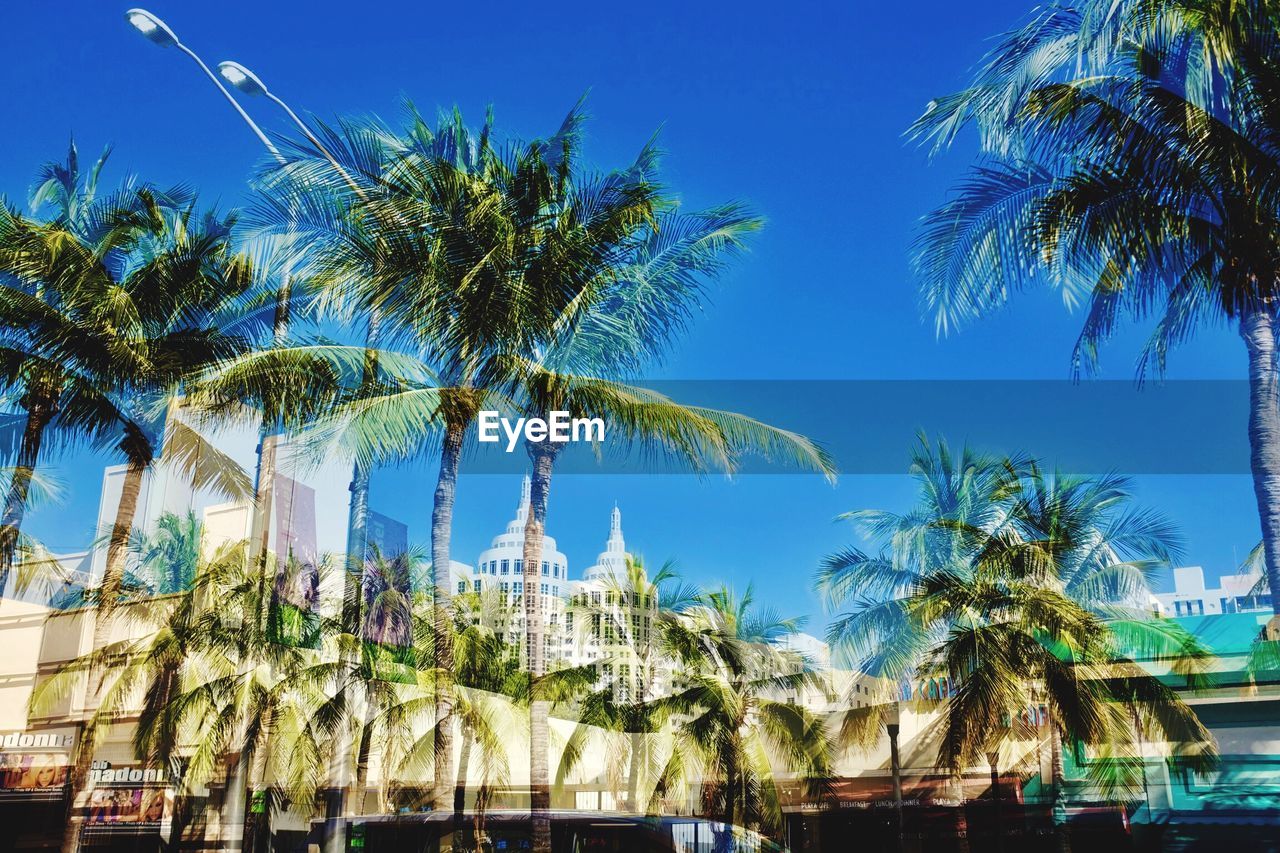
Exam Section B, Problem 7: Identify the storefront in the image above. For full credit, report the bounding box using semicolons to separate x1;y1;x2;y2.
76;760;171;853
0;729;76;850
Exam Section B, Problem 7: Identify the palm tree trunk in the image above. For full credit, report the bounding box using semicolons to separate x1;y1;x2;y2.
523;439;559;853
0;396;54;588
723;747;738;852
69;440;151;853
1241;304;1280;617
627;730;643;813
100;458;147;615
432;419;465;814
354;722;374;816
988;752;1003;853
951;774;969;853
59;725;96;853
454;728;473;839
223;745;252;853
322;462;371;853
1050;726;1069;853
888;721;904;853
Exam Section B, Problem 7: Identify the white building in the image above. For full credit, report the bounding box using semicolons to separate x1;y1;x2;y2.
451;477;570;665
1152;565;1272;617
566;506;669;701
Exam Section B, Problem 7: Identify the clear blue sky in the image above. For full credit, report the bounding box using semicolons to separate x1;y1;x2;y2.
3;0;1261;630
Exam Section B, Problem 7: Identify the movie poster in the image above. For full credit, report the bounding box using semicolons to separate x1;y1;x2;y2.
87;787;168;824
0;754;68;797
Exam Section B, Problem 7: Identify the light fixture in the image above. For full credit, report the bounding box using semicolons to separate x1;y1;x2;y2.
217;61;269;97
124;8;179;48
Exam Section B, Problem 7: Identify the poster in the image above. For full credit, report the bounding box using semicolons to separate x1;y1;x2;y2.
87;787;168;824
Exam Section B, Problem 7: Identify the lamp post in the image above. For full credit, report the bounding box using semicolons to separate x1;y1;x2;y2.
886;702;905;853
123;12;292;853
124;7;292;567
212;58;383;853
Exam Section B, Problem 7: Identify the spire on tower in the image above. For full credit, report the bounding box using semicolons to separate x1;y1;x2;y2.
513;474;533;526
606;504;625;553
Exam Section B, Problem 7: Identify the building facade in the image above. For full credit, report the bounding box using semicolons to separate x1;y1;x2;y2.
1152;565;1273;618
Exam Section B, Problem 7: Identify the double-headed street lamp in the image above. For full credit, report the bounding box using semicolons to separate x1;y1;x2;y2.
125;8;282;161
125;15;376;853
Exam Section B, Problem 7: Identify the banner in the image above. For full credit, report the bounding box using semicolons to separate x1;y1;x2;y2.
87;787;168;824
0;754;68;801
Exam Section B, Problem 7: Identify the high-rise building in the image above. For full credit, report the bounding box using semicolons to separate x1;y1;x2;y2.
452;477;570;663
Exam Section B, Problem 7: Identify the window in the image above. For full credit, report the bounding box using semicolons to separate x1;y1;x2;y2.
542;561;549;576
474;579;482;592
1174;599;1206;617
500;582;510;595
500;560;510;575
457;581;467;594
541;583;549;595
515;559;523;574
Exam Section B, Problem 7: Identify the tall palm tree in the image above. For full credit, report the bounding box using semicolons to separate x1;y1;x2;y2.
819;437;1217;850
503;143;834;851
0;142;188;585
911;0;1280;617
659;584;832;843
294;106;599;818
0;146;254;853
239;107;583;824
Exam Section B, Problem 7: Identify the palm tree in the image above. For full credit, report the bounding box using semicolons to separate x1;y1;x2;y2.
659;584;832;845
240;106;581;823
819;437;1217;850
301;106;593;818
911;0;1280;617
29;530;331;853
0;142;185;585
164;546;341;853
557;555;699;814
131;510;203;595
0;145;254;853
504;151;839;848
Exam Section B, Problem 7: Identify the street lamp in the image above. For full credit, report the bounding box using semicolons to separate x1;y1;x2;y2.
124;9;282;160
216;60;362;192
214;62;372;853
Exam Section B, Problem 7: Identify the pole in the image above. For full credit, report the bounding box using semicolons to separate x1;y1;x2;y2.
888;721;904;853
